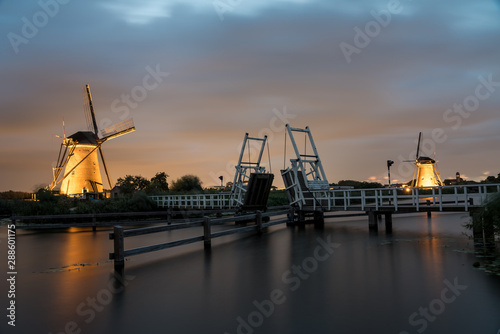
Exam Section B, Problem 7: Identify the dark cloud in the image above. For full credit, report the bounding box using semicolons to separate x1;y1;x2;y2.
0;0;499;191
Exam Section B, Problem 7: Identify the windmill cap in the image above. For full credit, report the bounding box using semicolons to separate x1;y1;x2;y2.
417;156;436;163
67;131;98;145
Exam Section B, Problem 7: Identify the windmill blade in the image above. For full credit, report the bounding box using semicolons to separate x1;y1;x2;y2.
50;143;65;190
100;118;136;141
415;132;422;159
62;116;66;139
50;143;72;190
83;87;93;133
98;147;113;189
83;84;99;137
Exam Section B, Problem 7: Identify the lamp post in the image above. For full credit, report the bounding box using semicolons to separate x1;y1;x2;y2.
387;160;394;187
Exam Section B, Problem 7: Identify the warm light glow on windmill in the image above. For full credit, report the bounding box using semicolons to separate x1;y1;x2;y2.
49;85;135;196
405;132;443;188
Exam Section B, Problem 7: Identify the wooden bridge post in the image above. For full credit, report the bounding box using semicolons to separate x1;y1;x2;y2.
113;226;125;273
385;212;392;233
368;211;378;230
167;208;172;224
92;214;97;231
287;207;295;226
314;209;325;228
203;217;212;250
426;200;431;218
256;211;263;234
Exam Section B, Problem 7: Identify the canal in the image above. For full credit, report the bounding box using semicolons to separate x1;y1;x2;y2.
1;212;499;334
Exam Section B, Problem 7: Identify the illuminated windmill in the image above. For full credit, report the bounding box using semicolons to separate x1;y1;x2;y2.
407;132;442;187
49;85;135;196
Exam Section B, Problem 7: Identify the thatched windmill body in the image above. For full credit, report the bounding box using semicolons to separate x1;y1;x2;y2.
50;85;135;196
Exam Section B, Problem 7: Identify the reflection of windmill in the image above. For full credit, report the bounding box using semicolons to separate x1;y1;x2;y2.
49;85;135;196
406;132;442;187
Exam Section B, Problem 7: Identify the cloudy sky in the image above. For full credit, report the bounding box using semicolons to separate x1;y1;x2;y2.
1;0;499;192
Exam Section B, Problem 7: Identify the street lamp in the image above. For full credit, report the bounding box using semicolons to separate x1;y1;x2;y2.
387;160;394;187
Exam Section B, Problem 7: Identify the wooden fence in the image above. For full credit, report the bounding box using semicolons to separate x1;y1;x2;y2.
11;209;237;230
109;209;292;272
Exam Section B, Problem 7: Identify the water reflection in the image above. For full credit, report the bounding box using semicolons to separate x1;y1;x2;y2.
6;213;500;334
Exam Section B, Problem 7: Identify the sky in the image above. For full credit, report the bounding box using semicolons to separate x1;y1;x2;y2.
1;0;500;192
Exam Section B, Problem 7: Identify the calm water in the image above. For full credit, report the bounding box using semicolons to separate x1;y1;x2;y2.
1;212;500;334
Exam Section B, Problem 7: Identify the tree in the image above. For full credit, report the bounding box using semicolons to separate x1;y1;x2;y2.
116;175;150;195
484;175;498;184
170;175;203;193
35;188;57;202
338;180;383;189
148;172;169;194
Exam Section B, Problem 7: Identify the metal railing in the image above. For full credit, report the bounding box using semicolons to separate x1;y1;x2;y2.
150;193;238;209
303;184;500;212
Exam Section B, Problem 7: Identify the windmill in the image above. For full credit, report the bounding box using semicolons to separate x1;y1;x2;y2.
406;132;442;188
49;84;135;196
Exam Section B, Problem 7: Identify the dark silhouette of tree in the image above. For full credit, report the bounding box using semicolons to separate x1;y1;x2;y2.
116;175;150;194
337;180;383;189
148;172;169;194
170;175;203;192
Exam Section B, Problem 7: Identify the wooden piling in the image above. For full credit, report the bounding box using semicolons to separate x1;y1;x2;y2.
255;211;263;234
203;217;211;250
287;207;295;226
385;212;392;233
426;200;431;218
314;209;325;228
167;208;172;224
368;211;378;230
113;226;125;272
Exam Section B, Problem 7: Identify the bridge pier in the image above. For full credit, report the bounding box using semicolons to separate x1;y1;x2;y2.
367;210;393;232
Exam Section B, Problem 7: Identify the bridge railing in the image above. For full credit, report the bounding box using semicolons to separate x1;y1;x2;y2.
306;183;500;212
150;193;237;209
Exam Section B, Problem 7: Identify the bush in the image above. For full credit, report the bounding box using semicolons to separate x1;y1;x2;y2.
127;192;156;212
481;192;500;236
267;190;289;206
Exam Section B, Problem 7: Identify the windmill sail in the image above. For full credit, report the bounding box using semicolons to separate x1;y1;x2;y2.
83;84;99;136
100;118;136;141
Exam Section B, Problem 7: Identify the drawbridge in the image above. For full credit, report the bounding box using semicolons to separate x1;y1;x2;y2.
151;125;500;229
151;133;274;211
280;124;500;228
